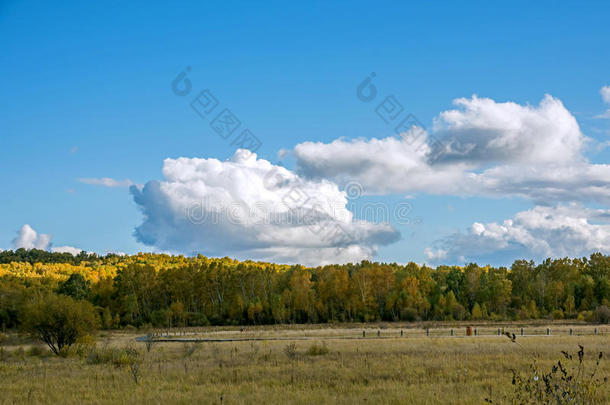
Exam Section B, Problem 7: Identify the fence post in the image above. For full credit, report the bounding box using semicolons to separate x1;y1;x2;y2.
570;328;573;336
426;328;429;337
450;329;454;337
474;328;477;336
363;330;366;338
377;330;380;337
400;330;403;337
521;328;524;336
546;328;550;336
497;328;500;336
594;328;598;335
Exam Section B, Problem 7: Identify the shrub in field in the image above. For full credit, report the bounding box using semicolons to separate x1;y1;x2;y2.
22;294;99;355
283;342;298;359
86;346;129;365
487;345;607;404
305;342;329;356
283;342;298;383
114;346;143;384
144;333;156;352
86;345;144;384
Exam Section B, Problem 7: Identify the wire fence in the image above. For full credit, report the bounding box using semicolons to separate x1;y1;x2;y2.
136;325;608;343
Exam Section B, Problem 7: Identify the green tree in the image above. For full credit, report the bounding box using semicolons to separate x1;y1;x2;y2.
58;273;90;300
22;294;99;355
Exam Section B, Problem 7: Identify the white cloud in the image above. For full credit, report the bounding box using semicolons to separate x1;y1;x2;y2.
131;149;400;266
12;224;52;250
601;85;610;104
423;247;447;261
79;177;134;188
595;85;610;119
425;204;610;263
293;127;472;195
433;95;584;164
293;94;610;204
11;224;81;255
51;246;83;255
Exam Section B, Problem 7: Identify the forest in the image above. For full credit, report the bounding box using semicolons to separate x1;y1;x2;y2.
0;249;609;330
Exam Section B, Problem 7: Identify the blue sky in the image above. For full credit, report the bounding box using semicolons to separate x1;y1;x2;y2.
1;1;610;266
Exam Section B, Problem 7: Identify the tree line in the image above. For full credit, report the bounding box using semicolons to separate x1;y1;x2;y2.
0;251;609;330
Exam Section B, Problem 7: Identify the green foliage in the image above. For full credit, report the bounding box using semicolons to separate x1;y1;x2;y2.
0;251;609;327
58;273;90;300
0;248;99;265
21;294;99;355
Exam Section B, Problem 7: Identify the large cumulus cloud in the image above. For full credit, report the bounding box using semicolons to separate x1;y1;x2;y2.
293;95;610;204
131;150;400;265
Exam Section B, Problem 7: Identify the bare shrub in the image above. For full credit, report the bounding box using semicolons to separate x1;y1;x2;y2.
487;345;607;404
283;342;298;359
283;342;298;383
144;333;156;353
249;342;260;360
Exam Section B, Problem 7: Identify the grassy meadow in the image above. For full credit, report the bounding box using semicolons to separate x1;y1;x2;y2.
1;323;608;404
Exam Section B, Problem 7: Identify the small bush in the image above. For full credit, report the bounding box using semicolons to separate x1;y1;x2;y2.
144;333;156;352
305;342;329;356
283;342;298;359
111;347;140;368
86;347;113;365
86;345;142;368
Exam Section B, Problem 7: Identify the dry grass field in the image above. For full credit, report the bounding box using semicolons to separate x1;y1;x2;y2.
1;323;608;404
